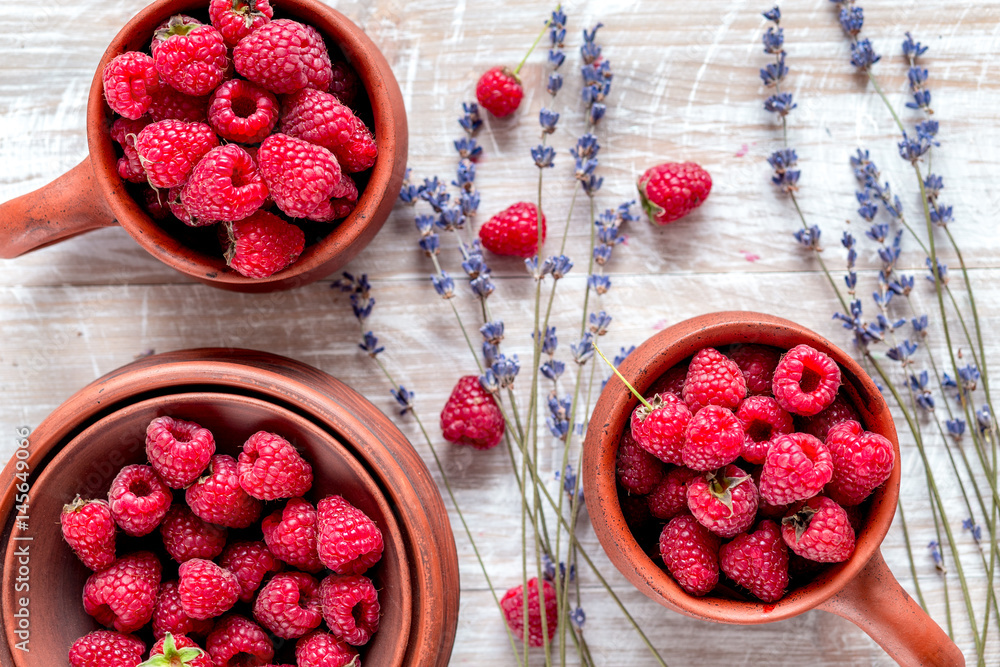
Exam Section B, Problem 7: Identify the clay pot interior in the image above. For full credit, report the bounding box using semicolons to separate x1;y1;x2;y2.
3;391;411;666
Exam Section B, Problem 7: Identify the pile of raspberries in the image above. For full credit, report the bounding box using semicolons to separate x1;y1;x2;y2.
102;0;376;279
616;343;895;603
62;415;383;667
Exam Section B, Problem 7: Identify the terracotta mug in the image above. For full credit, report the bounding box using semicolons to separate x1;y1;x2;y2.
0;0;407;292
582;311;964;666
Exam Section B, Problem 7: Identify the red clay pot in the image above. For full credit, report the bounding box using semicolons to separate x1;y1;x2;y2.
582;311;964;666
0;0;407;292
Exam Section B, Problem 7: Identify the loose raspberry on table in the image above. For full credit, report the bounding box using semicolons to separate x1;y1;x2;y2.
178;558;240;621
616;427;665;495
152;579;215;640
108;464;173;537
799;392;861;442
223;210;306;279
180;144;268;224
253;572;323;639
305;172;358;223
659;514;720;596
440;374;505;450
185;454;262;529
759;431;834;506
319;573;381;646
69;630;145;667
781;496;856;563
135;120;219;189
328;60;360;106
148;85;210;123
479;202;546;258
630;391;692;466
219;540;282;603
735;395;793;465
686;465;759;538
637;161;712;225
296;630;359;667
145;415;216;489
719;520;789;603
83;551;162;633
772;344;841;417
160;504;227;563
280;88;378;173
500;577;557;647
61;496;116;571
682;347;747;414
234;19;332;95
148;633;213;667
208;79;280;144
680;404;743;471
475;66;524;117
209;0;274;47
727;343;782;396
237;430;313;500
206;614;275;667
151;16;228;97
823;419;895;506
103;51;159;120
316;494;384;575
647;466;699;520
262;497;323;572
256;133;342;218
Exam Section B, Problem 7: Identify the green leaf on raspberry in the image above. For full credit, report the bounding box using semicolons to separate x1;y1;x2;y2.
707;470;751;515
781;503;819;542
138;632;206;667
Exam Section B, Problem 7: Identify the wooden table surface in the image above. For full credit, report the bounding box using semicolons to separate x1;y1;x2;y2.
2;0;998;664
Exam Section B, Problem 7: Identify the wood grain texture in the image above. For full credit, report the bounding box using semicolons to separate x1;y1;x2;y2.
1;0;998;664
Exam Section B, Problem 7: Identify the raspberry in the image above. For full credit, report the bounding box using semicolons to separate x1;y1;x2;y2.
257;133;342;218
143;187;171;220
680;404;743;471
185;454;262;529
823;420;895;506
236;431;313;500
719;520;789;603
295;630;359;667
280;88;378;173
219;540;282;603
735;395;793;465
616;427;665;494
152;580;215;640
645;362;689;399
111;117;151;184
83;551;162;633
328;60;360;106
148;86;210;123
209;0;274;47
682;347;747;414
475;66;523;117
152;16;228;96
61;496;116;571
223;211;306;279
135;120;219;189
479;202;546;258
118;153;147;184
500;577;557;647
206;615;275;667
316;494;384;575
253;572;323;639
160;504;227;563
637;161;712;225
180;145;268;223
799;393;861;441
630;392;692;465
319;573;381;646
234;19;332;95
759;432;833;506
781;496;856;563
647;466;699;520
145;415;216;489
727;343;782;396
178;558;240;621
168;186;195;225
658;514;720;596
772;344;841;417
108;464;173;537
69;630;146;667
619;491;653;535
148;633;212;667
440;374;505;450
208;79;280;144
262;497;323;572
103;51;159;119
305;173;358;223
686;465;759;538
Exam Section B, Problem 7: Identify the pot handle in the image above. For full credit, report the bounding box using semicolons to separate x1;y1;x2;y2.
0;155;117;258
819;549;965;666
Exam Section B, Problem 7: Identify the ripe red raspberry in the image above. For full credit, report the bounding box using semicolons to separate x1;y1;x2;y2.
319;573;381;646
83;551;162;633
160;504;227;563
781;496;856;562
823;420;895;506
234;19;332;95
475;66;523;117
208;79;280;144
206;614;275;667
440;374;505;450
686;465;759;538
257;133;342;218
108;464;173;537
680;404;743;471
637;161;712;225
772;344;842;417
647;466;699;520
500;577;557;647
759;432;834;506
630;392;692;465
645;362;689;399
735;395;793;465
616;428;665;495
280;88;378;173
148;633;212;667
727;343;782;396
682;347;747;414
328;60;360;106
151;16;228;96
479;202;546;258
168;186;195;225
253;572;323;639
262;497;323;572
719;520;789;603
185;454;262;529
178;558;240;621
305;173;358;223
135;120;219;189
143;187;171;220
152;579;215;640
111;116;151;184
219;540;282;603
180;145;268;223
148;85;210;123
237;430;314;500
69;630;145;667
799;393;861;441
61;496;116;571
209;0;274;47
145;415;216;488
222;211;305;279
295;630;359;667
316;494;384;575
103;51;159;119
659;514;720;596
